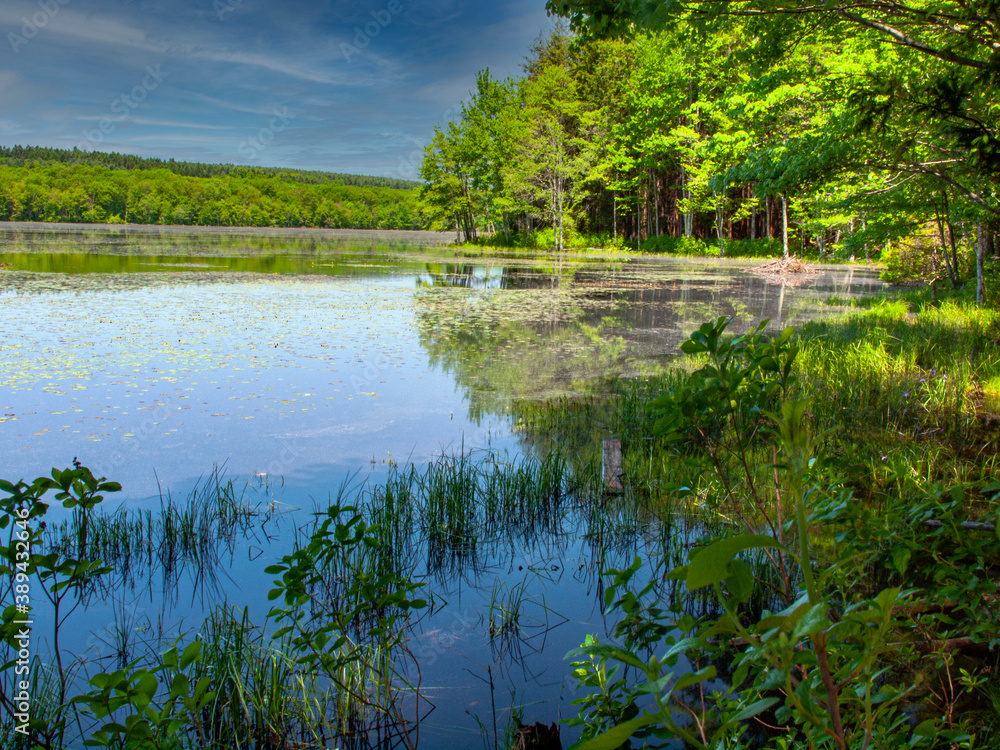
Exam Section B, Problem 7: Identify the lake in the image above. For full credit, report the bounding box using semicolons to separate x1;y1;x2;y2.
0;222;885;748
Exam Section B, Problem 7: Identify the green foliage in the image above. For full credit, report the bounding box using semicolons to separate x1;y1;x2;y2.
648;317;798;455
879;233;940;284
0;464;119;748
641;235;713;255
422;4;998;305
0;162;425;229
266;502;427;644
0;145;420;189
77;642;215;749
564;317;1000;749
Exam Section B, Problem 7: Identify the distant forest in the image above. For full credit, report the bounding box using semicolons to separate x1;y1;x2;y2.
0;146;426;229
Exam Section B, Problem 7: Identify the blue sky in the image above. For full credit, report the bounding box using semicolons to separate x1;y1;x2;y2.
0;0;553;178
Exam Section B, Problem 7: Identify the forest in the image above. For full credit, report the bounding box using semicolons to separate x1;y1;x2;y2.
0;146;420;189
0;147;425;230
419;1;998;296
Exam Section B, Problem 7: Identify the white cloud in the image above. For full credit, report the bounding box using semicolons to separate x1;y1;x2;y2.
184;48;341;85
127;118;234;131
0;2;164;52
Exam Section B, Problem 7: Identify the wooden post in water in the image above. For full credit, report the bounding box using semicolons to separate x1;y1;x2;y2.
603;439;624;494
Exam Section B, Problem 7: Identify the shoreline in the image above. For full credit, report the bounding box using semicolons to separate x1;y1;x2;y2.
0;221;884;271
0;220;455;243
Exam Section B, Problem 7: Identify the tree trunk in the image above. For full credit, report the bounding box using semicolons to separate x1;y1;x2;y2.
781;191;789;260
557;176;565;253
653;171;660;237
934;205;958;288
814;198;826;260
714;192;725;257
977;220;986;304
942;191;961;284
681;164;693;238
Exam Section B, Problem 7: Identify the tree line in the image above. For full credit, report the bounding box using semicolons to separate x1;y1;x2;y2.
419;3;998;299
0;146;421;190
0;162;425;230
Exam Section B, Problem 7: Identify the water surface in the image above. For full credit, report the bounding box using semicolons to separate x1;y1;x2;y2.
0;223;886;747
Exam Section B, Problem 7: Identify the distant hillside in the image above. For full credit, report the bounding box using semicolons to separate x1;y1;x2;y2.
0;159;427;230
0;145;421;190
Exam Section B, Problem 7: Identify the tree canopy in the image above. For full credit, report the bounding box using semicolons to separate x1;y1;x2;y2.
0;161;425;230
416;6;997;300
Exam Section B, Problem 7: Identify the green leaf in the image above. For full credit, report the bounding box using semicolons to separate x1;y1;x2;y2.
680;339;703;355
687;534;783;590
180;641;201;670
732;696;779;722
664;636;703;659
170;674;190;699
570;644;647;671
725;558;754;604
135;673;159;705
791;603;830;640
892;547;911;576
568;712;659;750
674;665;716;690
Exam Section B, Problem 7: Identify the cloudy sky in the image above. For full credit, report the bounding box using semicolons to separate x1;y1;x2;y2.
0;0;554;178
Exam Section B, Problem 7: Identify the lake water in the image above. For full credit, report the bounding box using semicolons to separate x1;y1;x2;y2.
0;223;885;747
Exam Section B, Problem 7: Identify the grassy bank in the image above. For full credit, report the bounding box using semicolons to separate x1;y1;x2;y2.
514;286;1000;747
451;231;880;263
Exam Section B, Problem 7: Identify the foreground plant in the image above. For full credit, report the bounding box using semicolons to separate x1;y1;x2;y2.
567;320;1000;749
0;467;430;749
0;464;119;748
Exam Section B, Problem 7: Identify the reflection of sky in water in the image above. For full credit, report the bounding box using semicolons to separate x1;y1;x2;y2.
1;276;510;499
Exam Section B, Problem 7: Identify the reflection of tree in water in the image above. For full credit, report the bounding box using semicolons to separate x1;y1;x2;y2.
415;294;629;422
414;257;577;290
413;259;886;422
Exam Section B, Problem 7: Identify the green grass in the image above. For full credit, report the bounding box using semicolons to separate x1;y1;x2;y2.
513;289;999;516
42;467;269;591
